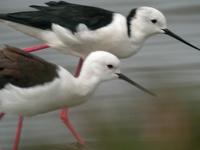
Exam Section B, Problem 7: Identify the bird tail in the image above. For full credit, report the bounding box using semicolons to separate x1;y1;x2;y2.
0;19;46;39
0;14;7;20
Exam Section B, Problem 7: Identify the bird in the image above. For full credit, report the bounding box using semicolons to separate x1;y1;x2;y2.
0;1;198;149
0;46;155;150
0;1;199;58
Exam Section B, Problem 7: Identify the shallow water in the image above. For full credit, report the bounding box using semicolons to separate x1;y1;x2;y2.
0;0;200;150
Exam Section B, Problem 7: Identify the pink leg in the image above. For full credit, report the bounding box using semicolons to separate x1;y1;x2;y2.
4;44;48;150
60;109;85;145
0;112;5;120
0;114;23;150
23;44;49;52
23;45;85;144
60;58;84;145
12;115;23;150
73;58;84;77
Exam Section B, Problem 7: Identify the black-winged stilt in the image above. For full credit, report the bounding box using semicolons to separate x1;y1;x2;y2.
0;1;199;58
1;2;198;149
0;46;155;150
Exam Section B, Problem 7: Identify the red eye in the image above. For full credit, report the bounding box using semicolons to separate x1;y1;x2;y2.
107;64;113;69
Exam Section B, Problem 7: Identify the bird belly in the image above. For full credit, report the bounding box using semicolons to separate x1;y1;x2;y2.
51;14;139;58
0;88;86;116
0;77;87;116
62;38;139;59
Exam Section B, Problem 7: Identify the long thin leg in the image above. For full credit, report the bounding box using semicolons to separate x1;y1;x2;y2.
60;58;84;145
60;109;85;145
12;115;23;150
23;44;49;52
22;45;85;144
0;112;5;120
6;44;48;150
74;58;84;77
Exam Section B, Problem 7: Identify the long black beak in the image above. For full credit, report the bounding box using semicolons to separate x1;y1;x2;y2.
116;73;156;97
163;29;200;51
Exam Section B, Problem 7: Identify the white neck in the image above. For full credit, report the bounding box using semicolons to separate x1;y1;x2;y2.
75;69;101;97
56;66;101;107
129;24;149;46
127;15;154;49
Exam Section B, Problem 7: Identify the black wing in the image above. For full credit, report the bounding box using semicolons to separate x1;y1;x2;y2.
0;46;58;89
0;1;114;33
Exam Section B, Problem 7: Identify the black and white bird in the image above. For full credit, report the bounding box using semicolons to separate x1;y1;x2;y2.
0;46;154;149
0;1;199;58
0;46;154;115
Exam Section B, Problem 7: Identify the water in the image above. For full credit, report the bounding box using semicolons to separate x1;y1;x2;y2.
0;0;200;150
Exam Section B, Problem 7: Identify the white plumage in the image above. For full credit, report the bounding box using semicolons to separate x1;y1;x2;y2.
0;47;155;116
0;50;121;116
1;2;199;57
0;67;78;116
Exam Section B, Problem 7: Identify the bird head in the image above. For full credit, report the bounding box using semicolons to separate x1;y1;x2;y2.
81;51;155;96
128;7;200;50
81;51;120;81
128;7;167;37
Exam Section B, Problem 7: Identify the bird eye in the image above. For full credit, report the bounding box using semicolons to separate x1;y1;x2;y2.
107;64;114;69
151;19;157;24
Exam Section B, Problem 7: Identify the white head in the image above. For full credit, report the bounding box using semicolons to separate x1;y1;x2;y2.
80;51;155;96
127;7;200;50
80;51;120;81
127;7;167;38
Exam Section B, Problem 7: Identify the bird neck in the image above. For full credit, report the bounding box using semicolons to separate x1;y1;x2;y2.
129;28;148;45
76;70;101;96
127;18;151;47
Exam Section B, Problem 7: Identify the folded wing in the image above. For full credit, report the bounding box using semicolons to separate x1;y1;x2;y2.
0;46;58;89
0;1;114;33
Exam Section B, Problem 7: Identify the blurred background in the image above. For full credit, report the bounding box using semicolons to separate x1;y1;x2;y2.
0;0;200;150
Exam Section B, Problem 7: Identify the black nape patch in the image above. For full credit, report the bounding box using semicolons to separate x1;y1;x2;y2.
127;8;137;37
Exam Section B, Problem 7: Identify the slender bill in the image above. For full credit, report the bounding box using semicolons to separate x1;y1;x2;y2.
116;73;156;96
163;29;200;51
